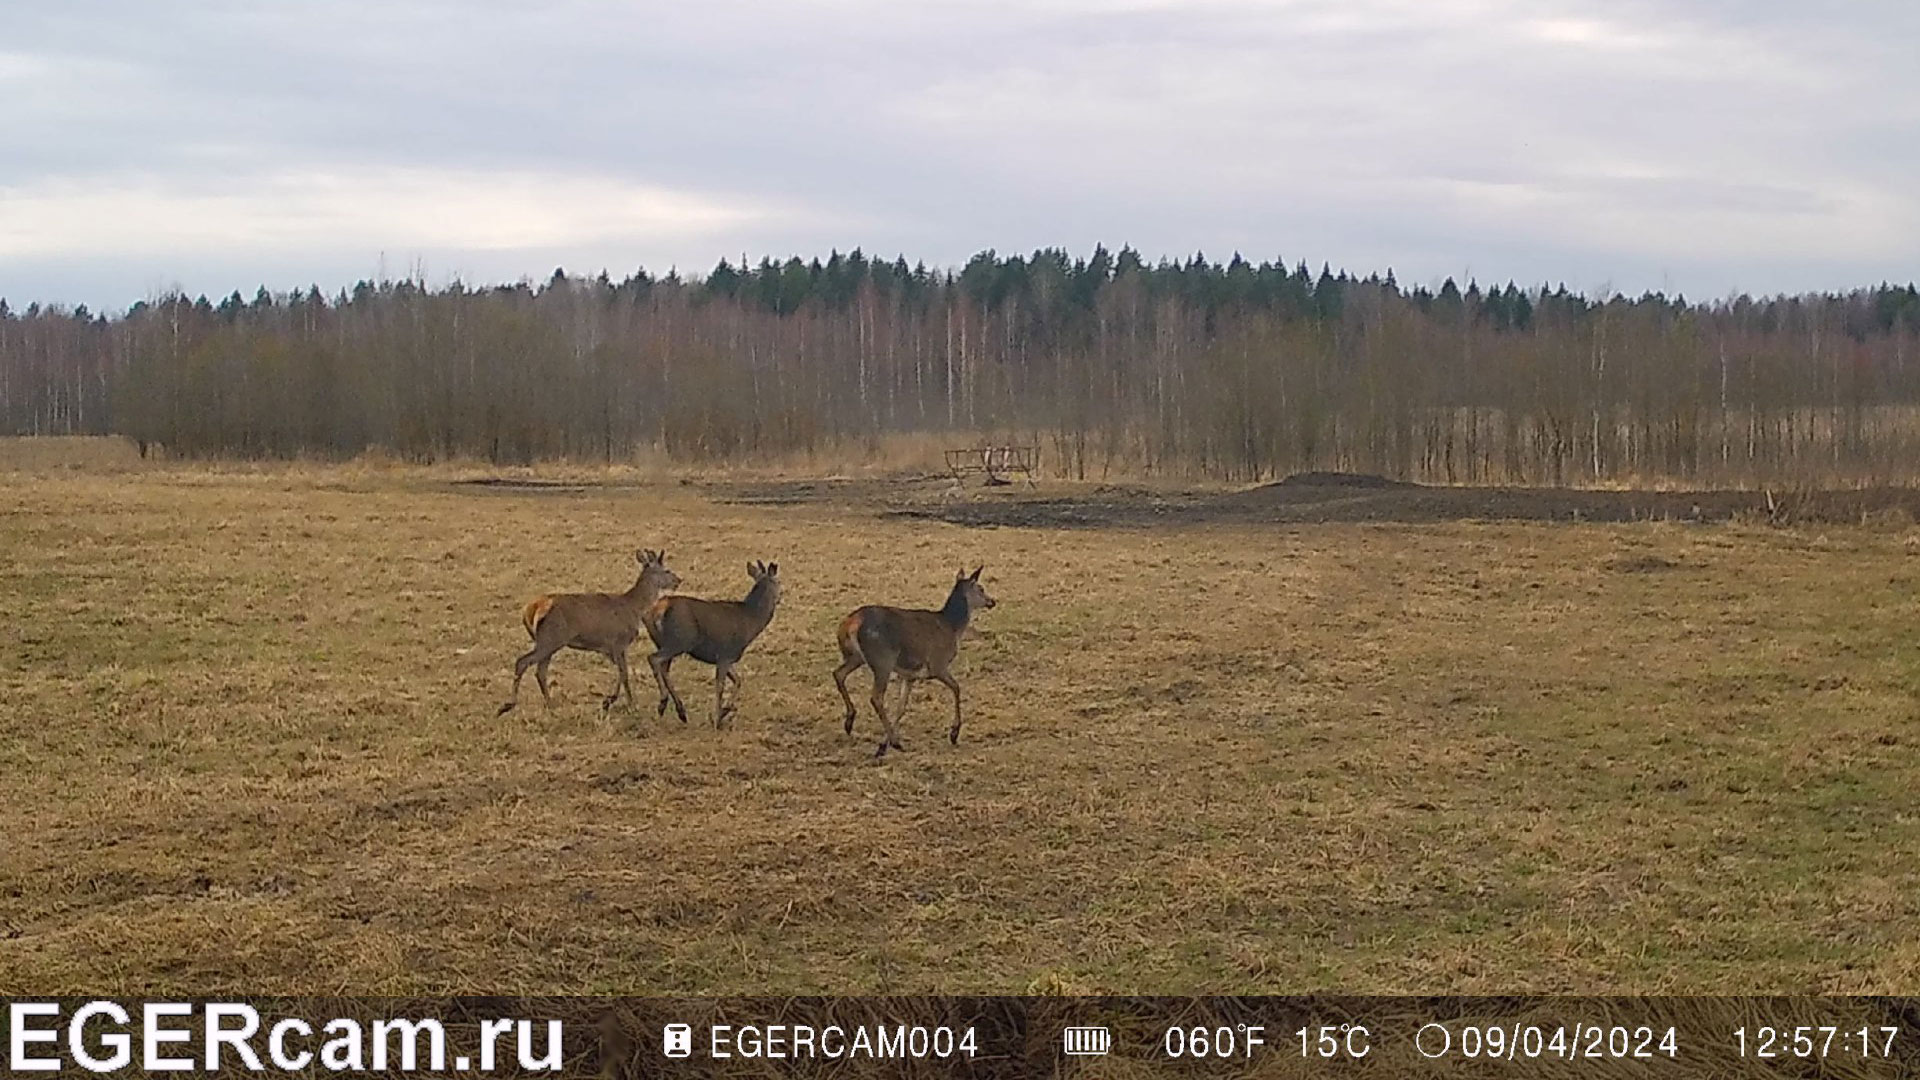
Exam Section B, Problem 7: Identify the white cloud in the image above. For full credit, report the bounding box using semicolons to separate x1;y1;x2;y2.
1427;171;1912;264
1527;16;1672;51
0;168;800;259
0;50;54;80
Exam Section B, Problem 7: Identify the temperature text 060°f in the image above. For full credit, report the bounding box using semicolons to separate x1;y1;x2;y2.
1163;1025;1263;1060
1157;1025;1250;1060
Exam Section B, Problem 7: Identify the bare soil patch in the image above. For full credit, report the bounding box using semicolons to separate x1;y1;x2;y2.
866;473;1920;529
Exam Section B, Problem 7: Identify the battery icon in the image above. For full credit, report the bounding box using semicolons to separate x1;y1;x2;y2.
1063;1026;1112;1055
663;1024;693;1058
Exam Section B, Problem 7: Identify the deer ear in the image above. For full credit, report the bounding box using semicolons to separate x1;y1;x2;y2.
768;562;778;576
970;565;983;581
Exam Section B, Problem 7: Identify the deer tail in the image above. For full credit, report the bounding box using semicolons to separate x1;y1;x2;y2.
522;596;555;639
837;609;865;659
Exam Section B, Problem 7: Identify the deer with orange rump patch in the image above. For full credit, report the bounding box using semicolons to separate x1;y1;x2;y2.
833;566;995;758
647;560;780;727
497;549;681;716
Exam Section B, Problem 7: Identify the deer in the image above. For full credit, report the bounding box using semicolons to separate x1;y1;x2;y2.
496;549;681;717
646;560;780;728
832;566;995;759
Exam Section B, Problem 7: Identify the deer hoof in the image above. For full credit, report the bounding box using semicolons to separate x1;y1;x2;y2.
655;698;668;718
843;714;856;735
949;727;961;745
496;701;516;716
873;742;889;759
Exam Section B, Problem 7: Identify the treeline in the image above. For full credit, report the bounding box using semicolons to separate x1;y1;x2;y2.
4;247;1920;485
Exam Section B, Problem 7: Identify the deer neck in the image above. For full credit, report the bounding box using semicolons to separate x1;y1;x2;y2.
741;579;778;628
939;585;972;631
624;573;664;610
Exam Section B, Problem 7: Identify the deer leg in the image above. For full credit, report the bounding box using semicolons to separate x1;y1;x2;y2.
935;670;964;745
498;642;556;716
535;656;554;707
714;662;736;728
869;666;896;758
599;651;625;712
604;650;637;712
649;651;688;723
619;651;639;711
882;680;910;750
646;650;670;713
833;655;863;735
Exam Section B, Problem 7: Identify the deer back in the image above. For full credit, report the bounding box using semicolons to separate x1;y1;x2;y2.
851;569;988;669
864;605;966;669
528;551;678;650
532;590;648;650
650;596;753;659
649;565;778;660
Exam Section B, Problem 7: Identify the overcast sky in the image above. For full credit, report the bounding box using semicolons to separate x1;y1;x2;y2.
3;0;1915;311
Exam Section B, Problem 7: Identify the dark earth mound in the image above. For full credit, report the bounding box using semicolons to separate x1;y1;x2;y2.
886;473;1920;529
461;471;1920;529
1269;471;1417;489
452;477;594;492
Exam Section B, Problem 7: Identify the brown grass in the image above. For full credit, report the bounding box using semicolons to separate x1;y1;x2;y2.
3;444;1920;995
0;434;152;472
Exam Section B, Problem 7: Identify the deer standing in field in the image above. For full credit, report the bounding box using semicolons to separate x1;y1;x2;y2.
833;566;995;758
647;560;780;728
497;549;681;716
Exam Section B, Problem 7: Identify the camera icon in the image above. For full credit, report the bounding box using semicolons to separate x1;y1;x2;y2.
663;1023;693;1058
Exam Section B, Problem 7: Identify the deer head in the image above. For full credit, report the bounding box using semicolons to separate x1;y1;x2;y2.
635;548;682;594
954;565;995;610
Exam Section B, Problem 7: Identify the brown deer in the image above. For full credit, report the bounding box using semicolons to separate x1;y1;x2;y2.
646;560;780;727
833;566;995;758
496;549;681;716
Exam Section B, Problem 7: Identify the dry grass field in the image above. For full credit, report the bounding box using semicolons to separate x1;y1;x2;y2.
3;441;1920;995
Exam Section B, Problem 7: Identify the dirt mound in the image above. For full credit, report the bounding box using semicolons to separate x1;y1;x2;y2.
451;477;592;492
1269;471;1417;489
893;483;1920;529
672;474;1920;530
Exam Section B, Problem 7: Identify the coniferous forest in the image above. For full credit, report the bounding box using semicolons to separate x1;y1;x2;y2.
4;247;1919;485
